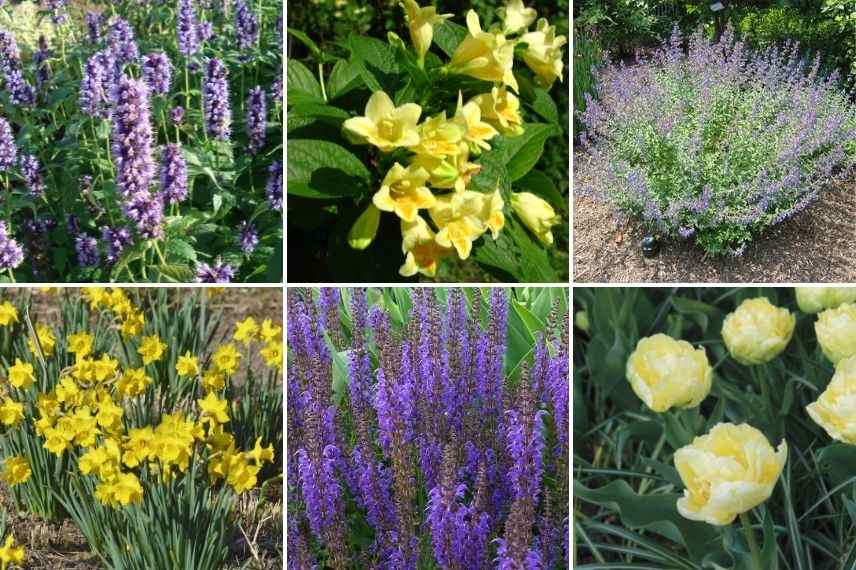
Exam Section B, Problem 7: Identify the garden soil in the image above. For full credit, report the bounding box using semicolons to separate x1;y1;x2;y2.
573;164;856;283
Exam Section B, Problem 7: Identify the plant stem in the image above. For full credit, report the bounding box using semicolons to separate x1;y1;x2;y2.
739;511;762;570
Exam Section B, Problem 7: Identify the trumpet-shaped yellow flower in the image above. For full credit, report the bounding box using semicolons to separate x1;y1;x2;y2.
234;317;260;345
248;437;275;465
0;398;22;426
82;287;109;310
116;367;152;398
399;215;452;278
806;355;856;444
96;395;124;432
449;10;518;91
402;0;452;62
343;91;422;152
259;319;283;344
121;310;145;337
176;351;200;377
470;86;524;136
260;342;283;370
78;439;122;480
0;302;17;326
373;162;436;222
0;534;24;568
122;426;155;468
511;191;560;245
348;204;381;251
430;191;487;260
138;335;166;365
198;391;230;424
8;359;35;390
93;354;119;382
201;369;226;392
68;331;93;357
498;0;537;34
96;472;144;507
410;142;481;192
520;18;566;89
674;423;786;526
412;113;465;158
454;91;499;153
212;343;242;376
1;456;31;486
27;324;56;357
478;187;505;239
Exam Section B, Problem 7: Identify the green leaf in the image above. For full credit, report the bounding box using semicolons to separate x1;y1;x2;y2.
164;239;197;262
287;59;323;104
493;123;556;181
286;27;322;59
347;36;401;93
151;264;195;283
286;139;371;199
516;170;567;213
327;59;363;100
433;21;468;58
530;88;559;123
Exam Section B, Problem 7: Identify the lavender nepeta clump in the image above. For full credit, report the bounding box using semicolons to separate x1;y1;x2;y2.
287;288;569;568
176;0;200;57
75;234;99;267
234;0;258;51
101;226;132;264
20;154;45;197
237;221;258;254
0;221;23;270
266;160;282;211
142;52;172;95
246;85;266;154
576;24;856;256
0;117;16;171
202;58;231;141
195;259;235;283
160;143;188;204
107;18;139;64
110;75;155;197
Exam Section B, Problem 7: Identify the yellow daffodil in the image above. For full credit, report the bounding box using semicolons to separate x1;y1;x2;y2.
68;331;94;357
0;398;23;426
342;91;422;152
402;0;452;63
454;91;499;153
470;86;524;136
410;142;481;192
498;0;537;34
1;456;31;486
201;369;226;392
27;324;56;357
138;334;166;365
121;310;145;337
259;319;283;343
96;395;124;432
78;439;122;480
96;472;144;507
510;191;560;245
520;18;566;89
399;215;452;278
198;392;230;424
234;317;260;345
93;354;119;381
8;359;35;390
348;204;381;251
0;302;17;326
0;534;24;568
412;113;465;157
429;191;487;260
82;287;109;309
176;351;200;376
373;162;436;222
116;367;151;398
260;342;283;370
212;343;242;376
248;437;275;465
122;427;155;468
449;10;518;92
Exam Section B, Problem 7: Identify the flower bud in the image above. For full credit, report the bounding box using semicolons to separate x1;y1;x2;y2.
721;298;795;365
348;205;380;251
510;192;559;246
796;287;856;314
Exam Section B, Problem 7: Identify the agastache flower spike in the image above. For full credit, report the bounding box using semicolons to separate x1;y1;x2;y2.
195;260;235;283
107;18;139;64
159;143;188;204
85;12;101;44
142;52;172;96
0;118;16;171
0;222;23;270
266;160;282;211
80;54;107;117
19;155;45;197
234;0;259;51
75;234;99;267
110;75;155;197
176;0;200;57
101;226;131;264
202;58;231;141
246;85;267;154
237;221;259;255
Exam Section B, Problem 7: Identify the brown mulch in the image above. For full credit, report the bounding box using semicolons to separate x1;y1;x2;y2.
573;168;856;283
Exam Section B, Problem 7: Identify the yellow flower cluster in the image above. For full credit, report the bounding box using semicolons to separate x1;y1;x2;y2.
0;535;23;569
82;287;147;338
344;0;564;277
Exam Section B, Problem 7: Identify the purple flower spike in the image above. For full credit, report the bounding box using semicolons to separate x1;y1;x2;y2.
48;0;67;24
80;54;108;117
33;36;51;88
195;260;235;283
202;58;231;141
170;106;185;126
0;118;16;171
20;154;45;197
101;226;132;264
122;191;164;239
110;75;155;197
266;160;282;211
160;143;188;204
142;52;172;96
246;85;266;154
85;12;102;44
234;0;259;51
75;234;99;267
0;222;23;270
198;21;214;43
177;0;200;57
238;221;259;254
107;18;139;65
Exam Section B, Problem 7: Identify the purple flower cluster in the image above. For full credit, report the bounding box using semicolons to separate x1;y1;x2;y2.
160;143;188;204
576;23;856;256
107;18;139;65
48;0;67;24
33;36;51;88
202;58;231;141
142;52;172;96
287;288;569;569
170;106;185;126
75;234;99;267
85;12;102;44
0;31;35;106
246;85;266;154
0;221;23;270
20;154;45;197
0;117;15;171
176;0;200;57
234;0;258;51
80;54;108;117
101;226;132;264
237;221;258;254
195;259;235;283
266;160;282;211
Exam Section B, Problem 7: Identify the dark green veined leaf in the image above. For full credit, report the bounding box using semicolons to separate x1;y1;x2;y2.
164;239;197;262
470;150;511;196
432;21;468;58
492;123;556;181
347;35;402;93
529;87;559;123
287;27;322;59
287;59;323;104
327;59;363;100
287;139;370;199
507;217;559;282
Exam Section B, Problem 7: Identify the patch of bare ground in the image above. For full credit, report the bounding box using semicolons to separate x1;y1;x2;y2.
573;159;856;283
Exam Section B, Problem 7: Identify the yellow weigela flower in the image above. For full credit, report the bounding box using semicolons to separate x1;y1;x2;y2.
412;113;465;158
674;423;786;525
625;333;712;412
806;355;856;444
348;204;381;251
399;215;451;278
27;324;56;357
1;456;31;486
477;187;505;240
449;10;518;92
234;317;260;345
410;142;481;193
470;86;524;136
68;331;94;357
498;0;537;34
454;91;499;153
520;18;567;89
0;302;18;326
7;359;35;390
0;534;25;567
510;191;560;246
815;303;856;365
721;298;795;365
342;91;422;152
176;351;200;376
402;0;452;63
795;287;856;314
138;334;167;365
373;162;436;222
430;191;487;260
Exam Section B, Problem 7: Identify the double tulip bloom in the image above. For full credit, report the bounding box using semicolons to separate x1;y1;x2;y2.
722;297;795;365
